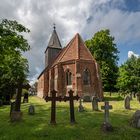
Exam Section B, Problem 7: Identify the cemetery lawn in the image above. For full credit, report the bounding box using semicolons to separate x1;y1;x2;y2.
0;94;140;140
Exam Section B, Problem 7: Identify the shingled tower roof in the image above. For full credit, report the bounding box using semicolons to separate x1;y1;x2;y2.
45;24;62;52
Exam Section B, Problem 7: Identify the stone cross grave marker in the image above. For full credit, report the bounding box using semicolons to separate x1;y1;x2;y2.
92;96;99;111
45;90;61;124
63;90;80;123
101;101;112;124
101;101;113;132
78;98;84;112
124;95;131;109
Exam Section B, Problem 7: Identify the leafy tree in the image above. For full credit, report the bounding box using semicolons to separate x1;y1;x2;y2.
0;19;30;111
85;29;119;93
117;55;140;96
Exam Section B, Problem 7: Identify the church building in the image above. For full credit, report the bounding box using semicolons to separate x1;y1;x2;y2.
37;26;103;99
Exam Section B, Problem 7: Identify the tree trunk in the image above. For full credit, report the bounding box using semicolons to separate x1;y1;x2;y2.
110;92;112;96
15;81;22;112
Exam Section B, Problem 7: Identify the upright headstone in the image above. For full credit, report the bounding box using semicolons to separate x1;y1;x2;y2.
124;95;131;109
0;99;3;107
63;90;79;124
28;105;35;115
78;98;84;112
101;101;113;132
130;110;140;128
92;96;99;111
4;95;11;105
23;92;29;103
45;90;61;124
10;101;16;116
136;93;140;103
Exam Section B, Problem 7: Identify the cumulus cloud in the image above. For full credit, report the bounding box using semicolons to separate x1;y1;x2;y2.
128;51;139;58
0;0;140;84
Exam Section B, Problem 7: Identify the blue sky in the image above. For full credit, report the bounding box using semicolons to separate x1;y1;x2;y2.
0;0;140;84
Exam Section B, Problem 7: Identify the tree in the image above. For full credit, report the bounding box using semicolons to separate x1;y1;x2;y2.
85;29;119;93
0;19;30;112
117;55;140;96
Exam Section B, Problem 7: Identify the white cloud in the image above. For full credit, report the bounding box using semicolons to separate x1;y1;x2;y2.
128;51;139;58
0;0;140;84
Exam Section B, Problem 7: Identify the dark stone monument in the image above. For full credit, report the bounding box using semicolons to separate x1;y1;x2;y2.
0;99;3;107
28;105;35;115
78;98;84;112
4;95;11;105
45;90;61;124
63;90;79;124
124;95;131;109
130;110;140;128
101;101;113;132
10;101;16;116
92;96;99;111
136;93;140;103
23;92;29;103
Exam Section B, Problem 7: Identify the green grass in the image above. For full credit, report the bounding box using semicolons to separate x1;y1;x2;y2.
0;94;140;140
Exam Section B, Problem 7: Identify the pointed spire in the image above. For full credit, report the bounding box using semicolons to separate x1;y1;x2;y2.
45;24;62;52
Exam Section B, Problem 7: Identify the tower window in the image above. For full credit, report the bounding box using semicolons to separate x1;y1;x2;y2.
83;69;90;85
66;70;72;85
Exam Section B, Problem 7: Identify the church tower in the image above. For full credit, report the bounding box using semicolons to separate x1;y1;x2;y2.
45;25;62;67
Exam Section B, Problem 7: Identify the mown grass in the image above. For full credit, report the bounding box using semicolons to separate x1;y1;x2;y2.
0;94;140;140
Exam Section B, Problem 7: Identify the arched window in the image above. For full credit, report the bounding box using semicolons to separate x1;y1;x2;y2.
83;69;90;85
66;70;72;85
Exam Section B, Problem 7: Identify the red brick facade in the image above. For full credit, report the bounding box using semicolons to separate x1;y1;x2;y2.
37;33;103;99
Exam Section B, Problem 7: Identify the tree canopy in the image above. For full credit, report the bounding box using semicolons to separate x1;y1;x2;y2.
0;19;30;107
85;29;119;92
117;55;140;94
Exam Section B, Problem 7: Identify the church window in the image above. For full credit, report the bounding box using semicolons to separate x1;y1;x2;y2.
83;69;90;85
66;70;72;85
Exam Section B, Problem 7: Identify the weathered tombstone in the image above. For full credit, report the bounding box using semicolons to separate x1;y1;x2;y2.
101;101;113;132
4;95;11;105
130;93;133;100
10;101;16;116
28;105;35;115
130;110;140;128
92;96;99;111
124;95;131;109
45;90;61;124
136;93;140;103
63;90;80;124
0;99;3;107
78;98;84;112
23;92;29;103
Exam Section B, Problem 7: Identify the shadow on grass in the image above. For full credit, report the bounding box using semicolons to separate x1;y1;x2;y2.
104;96;124;101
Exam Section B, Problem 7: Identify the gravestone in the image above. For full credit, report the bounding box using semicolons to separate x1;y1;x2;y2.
130;93;133;100
92;96;99;111
124;95;131;109
23;92;29;103
130;110;140;128
0;99;3;107
28;105;35;115
101;101;113;132
4;95;11;105
136;93;140;103
10;101;16;116
63;90;80;123
45;90;62;124
78;98;84;112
